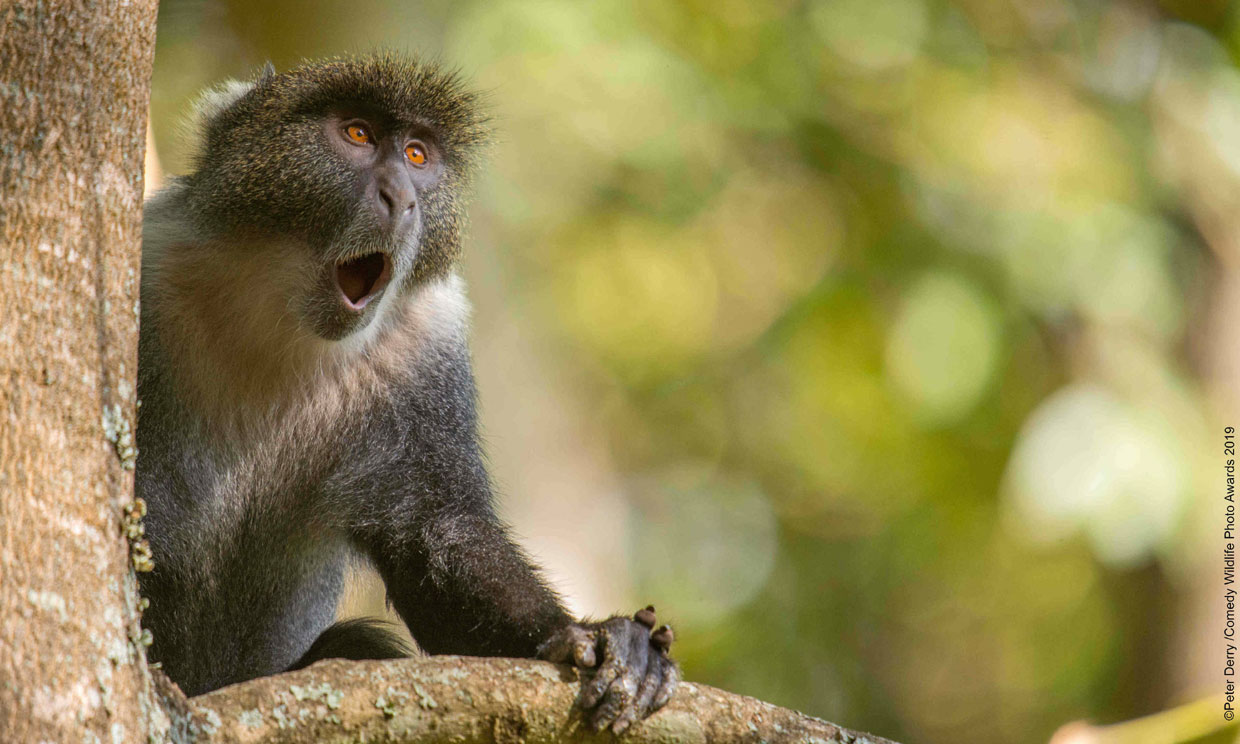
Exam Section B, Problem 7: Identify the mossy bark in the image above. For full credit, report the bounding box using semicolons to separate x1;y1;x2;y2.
186;656;897;744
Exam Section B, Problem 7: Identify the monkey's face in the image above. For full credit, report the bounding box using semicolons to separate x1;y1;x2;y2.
185;56;489;343
290;110;449;341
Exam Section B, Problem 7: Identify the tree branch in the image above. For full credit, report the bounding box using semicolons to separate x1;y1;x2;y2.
178;656;896;743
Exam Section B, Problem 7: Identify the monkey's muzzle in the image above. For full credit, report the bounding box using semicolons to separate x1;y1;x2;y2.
335;252;392;311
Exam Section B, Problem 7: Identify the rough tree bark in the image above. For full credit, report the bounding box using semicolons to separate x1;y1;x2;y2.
0;1;164;742
0;3;896;743
183;656;895;744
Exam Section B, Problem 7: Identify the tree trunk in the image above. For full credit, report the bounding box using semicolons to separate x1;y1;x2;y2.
0;1;161;741
0;5;897;743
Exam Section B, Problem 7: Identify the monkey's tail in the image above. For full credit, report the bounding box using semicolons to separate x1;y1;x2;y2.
288;618;414;671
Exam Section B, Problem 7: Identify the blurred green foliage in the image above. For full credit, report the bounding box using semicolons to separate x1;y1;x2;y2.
150;1;1232;742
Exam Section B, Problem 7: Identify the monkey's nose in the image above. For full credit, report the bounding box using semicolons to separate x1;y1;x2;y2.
377;186;416;223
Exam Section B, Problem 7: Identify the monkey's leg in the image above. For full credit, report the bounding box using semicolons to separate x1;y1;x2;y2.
287;617;413;671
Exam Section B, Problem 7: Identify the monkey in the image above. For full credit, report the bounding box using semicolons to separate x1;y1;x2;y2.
135;54;677;732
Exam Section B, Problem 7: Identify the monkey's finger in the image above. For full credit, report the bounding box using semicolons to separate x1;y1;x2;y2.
651;659;680;712
537;625;594;665
590;669;639;732
580;618;642;710
579;656;622;709
595;618;655;731
573;638;597;668
557;624;598;668
612;653;663;733
652;623;674;652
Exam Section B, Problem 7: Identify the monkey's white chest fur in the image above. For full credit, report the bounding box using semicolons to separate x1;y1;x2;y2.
140;231;471;564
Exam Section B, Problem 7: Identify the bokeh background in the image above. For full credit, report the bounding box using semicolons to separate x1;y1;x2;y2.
147;1;1237;742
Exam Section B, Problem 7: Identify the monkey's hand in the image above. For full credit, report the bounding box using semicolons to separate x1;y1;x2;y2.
537;605;679;733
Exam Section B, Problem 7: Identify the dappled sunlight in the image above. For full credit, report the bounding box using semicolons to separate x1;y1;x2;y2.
149;0;1228;740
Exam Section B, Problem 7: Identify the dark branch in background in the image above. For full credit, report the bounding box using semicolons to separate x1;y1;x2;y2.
167;656;898;744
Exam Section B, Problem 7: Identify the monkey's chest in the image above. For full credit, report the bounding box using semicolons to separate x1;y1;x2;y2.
137;431;357;660
137;415;356;574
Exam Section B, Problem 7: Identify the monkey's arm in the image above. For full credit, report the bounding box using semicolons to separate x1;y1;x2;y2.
350;337;676;731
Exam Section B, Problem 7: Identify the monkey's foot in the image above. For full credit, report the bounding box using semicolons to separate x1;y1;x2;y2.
538;605;679;734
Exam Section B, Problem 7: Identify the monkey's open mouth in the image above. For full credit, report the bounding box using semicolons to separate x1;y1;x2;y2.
335;252;392;311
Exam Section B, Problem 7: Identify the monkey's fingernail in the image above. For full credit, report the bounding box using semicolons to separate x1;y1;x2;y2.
652;625;674;649
573;642;597;668
634;607;657;629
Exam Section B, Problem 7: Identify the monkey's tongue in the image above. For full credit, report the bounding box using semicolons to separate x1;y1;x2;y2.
335;253;391;310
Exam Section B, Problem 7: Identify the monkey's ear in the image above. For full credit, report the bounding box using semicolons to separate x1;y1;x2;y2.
258;62;277;84
190;79;258;126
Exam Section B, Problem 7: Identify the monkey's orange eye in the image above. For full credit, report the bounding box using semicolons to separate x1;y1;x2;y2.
405;142;427;166
345;124;371;144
